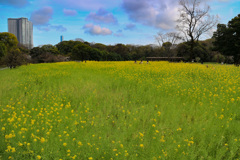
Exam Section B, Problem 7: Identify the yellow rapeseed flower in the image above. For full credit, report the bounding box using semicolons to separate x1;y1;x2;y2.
6;146;11;152
177;128;182;131
120;144;123;148
78;141;83;146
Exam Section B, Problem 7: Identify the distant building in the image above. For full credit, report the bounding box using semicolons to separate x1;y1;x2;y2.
60;35;64;42
8;17;33;49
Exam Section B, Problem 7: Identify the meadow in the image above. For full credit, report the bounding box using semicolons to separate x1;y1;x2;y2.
0;61;240;160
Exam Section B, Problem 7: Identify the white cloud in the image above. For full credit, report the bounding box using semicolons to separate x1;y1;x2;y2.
30;6;53;25
122;0;179;30
63;9;77;16
83;24;112;35
52;0;120;10
86;8;118;24
0;0;28;7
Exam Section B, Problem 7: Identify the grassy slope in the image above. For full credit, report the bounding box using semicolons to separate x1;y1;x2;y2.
0;61;240;160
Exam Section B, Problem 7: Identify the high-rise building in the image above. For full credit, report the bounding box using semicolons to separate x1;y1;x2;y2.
60;35;64;42
8;17;33;49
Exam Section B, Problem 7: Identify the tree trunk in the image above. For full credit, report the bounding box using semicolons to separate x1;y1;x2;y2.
190;40;195;61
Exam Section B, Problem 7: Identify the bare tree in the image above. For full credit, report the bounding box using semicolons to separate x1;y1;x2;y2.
155;32;183;57
155;32;182;47
176;0;218;59
75;38;85;42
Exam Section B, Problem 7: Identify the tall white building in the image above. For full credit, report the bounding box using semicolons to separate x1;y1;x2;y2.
8;17;33;49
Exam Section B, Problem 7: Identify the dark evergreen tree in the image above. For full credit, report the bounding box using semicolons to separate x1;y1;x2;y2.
213;14;240;65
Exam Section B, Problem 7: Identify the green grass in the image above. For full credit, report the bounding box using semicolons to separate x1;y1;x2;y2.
0;61;240;160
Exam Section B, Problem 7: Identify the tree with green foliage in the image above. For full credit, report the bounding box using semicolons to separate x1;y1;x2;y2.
18;43;30;55
56;41;72;55
162;42;173;57
56;40;83;56
0;32;26;67
30;46;64;63
0;42;7;59
0;32;18;51
3;49;26;68
111;44;130;60
212;53;226;63
213;14;240;65
89;48;102;61
177;42;191;60
192;45;209;61
92;43;108;51
177;42;209;61
41;44;60;55
71;43;91;61
106;52;122;61
30;47;46;61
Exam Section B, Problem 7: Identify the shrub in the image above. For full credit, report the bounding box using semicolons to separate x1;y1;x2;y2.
3;49;27;68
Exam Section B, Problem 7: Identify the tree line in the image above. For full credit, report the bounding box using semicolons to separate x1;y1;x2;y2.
0;33;232;67
0;35;219;63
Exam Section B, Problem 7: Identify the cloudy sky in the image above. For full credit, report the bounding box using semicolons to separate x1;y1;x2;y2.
0;0;239;47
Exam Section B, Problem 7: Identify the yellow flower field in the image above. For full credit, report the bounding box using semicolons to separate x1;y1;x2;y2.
0;61;240;159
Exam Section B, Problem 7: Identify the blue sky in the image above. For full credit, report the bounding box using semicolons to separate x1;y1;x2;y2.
0;0;239;47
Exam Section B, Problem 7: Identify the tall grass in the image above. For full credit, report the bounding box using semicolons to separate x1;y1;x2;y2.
0;61;240;160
